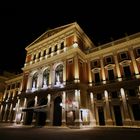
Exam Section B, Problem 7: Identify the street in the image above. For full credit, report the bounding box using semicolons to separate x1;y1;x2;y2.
0;125;140;140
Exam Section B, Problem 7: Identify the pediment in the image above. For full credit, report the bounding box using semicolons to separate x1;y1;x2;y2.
26;22;77;48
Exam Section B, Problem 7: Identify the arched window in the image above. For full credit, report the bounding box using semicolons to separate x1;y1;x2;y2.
43;69;50;87
32;72;38;88
55;64;63;85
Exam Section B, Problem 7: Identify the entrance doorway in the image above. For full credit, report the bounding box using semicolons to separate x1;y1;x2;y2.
132;104;140;121
25;100;35;125
98;107;105;125
113;106;123;126
36;98;48;126
53;96;62;126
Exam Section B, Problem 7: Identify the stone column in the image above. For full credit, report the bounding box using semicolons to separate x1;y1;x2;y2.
74;90;82;127
88;61;92;86
16;99;22;123
0;105;3;121
46;94;51;125
129;48;139;78
7;104;13;122
21;98;27;123
74;55;79;83
40;51;44;60
104;90;113;125
26;74;32;92
61;91;66;126
49;64;54;87
63;61;66;86
32;96;38;124
57;43;61;54
120;88;131;125
89;92;96;126
3;104;8;122
114;52;122;81
29;54;33;64
100;56;106;84
15;99;22;124
63;39;67;51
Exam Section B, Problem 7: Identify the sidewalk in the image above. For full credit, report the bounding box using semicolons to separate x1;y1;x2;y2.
0;123;140;129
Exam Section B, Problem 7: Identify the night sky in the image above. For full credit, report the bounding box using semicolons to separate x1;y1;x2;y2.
0;1;139;74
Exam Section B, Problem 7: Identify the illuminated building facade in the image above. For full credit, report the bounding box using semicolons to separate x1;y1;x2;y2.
0;22;140;127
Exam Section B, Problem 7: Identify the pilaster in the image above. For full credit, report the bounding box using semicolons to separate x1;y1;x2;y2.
89;92;96;126
104;90;113;125
120;88;132;125
46;94;51;126
114;53;122;81
100;56;106;84
129;48;140;78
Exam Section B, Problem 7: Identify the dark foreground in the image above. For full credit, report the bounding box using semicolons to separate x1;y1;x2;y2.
0;125;140;140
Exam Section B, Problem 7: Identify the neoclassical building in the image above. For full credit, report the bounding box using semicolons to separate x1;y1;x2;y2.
0;22;140;128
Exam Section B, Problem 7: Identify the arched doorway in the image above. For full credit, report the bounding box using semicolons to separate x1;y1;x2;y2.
53;96;62;126
25;100;35;125
36;98;48;126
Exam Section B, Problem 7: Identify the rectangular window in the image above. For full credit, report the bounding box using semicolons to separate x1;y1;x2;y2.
94;73;100;83
128;89;136;97
48;47;51;54
16;82;20;88
54;45;57;52
106;57;112;63
11;84;15;89
68;59;73;64
43;50;46;56
111;91;118;98
97;93;102;100
120;52;127;59
123;66;131;77
132;104;140;120
136;48;140;55
94;61;98;66
7;85;10;90
91;60;99;69
108;69;115;80
61;42;64;49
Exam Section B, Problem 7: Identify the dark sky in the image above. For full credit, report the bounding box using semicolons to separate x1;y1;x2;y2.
0;1;139;73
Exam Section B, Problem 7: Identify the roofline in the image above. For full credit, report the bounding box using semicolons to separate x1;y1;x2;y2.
25;22;77;50
25;22;95;51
